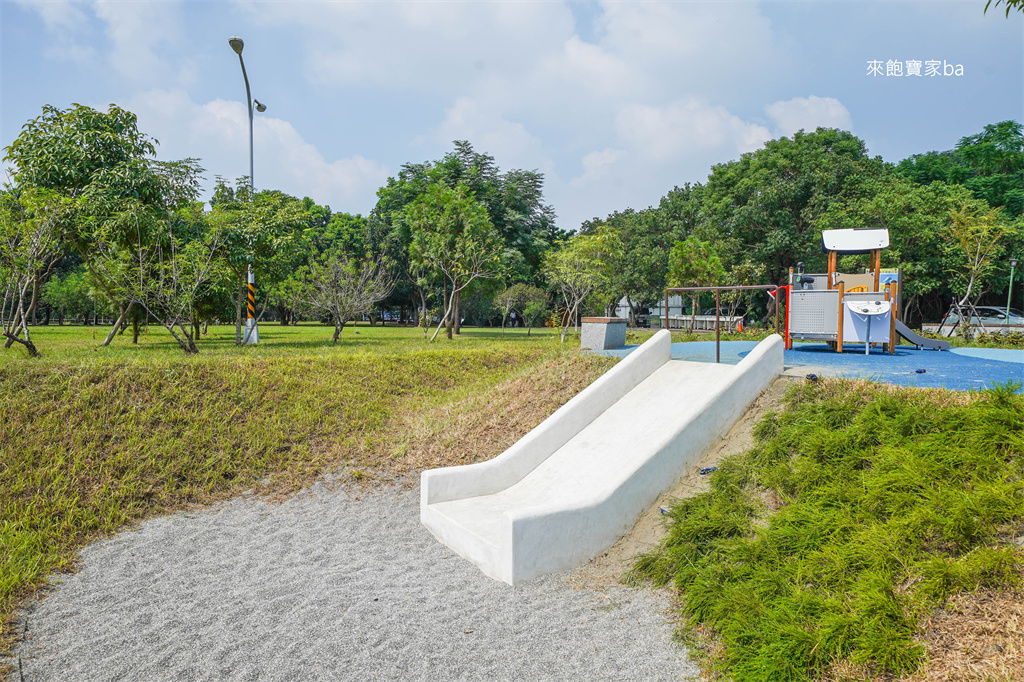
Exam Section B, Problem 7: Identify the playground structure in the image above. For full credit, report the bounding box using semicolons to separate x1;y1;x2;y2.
786;228;950;353
421;330;783;584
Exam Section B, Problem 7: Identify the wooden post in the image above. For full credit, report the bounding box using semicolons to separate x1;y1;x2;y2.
872;249;881;292
836;281;845;353
826;252;836;289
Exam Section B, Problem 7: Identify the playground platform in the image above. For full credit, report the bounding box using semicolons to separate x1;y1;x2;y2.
595;341;1024;392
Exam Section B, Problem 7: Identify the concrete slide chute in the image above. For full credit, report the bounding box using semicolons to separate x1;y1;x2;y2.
420;330;784;584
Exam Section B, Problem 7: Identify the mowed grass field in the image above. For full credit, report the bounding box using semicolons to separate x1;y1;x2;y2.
0;322;616;662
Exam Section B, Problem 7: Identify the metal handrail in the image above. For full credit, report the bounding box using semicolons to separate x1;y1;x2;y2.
663;285;781;363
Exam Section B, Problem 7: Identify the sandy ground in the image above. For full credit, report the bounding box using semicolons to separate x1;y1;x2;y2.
10;379;795;682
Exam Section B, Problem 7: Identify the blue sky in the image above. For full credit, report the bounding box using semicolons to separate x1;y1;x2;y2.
2;1;1021;231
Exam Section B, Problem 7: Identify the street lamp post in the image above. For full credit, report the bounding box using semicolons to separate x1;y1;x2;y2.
229;35;264;345
1008;258;1019;327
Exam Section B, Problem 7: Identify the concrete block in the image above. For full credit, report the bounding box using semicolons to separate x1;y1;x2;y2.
581;317;628;350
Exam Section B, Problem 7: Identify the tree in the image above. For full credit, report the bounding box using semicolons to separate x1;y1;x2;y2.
543;229;618;343
701;128;887;285
0;189;69;355
4;104;157;198
582;206;686;324
209;178;311;343
3;104;203;347
42;266;94;325
303;251;395;344
896;121;1024;218
96;201;222;354
945;201;1016;310
667;236;726;330
405;183;504;341
492;282;548;335
371;141;564;323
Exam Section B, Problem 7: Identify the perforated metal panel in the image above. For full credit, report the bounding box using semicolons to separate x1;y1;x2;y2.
789;290;839;336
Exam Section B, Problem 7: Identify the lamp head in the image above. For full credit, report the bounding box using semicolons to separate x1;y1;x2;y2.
254;99;267;113
228;36;244;55
1012;258;1019;269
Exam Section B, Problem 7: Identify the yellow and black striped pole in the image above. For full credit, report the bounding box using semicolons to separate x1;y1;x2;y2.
244;265;259;344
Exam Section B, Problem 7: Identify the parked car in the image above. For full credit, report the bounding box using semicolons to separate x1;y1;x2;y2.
942;306;1024;327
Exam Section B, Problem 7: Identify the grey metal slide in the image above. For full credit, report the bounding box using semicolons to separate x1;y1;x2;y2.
895;319;951;350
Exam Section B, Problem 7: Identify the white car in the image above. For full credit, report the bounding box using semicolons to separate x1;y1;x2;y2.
942;306;1024;327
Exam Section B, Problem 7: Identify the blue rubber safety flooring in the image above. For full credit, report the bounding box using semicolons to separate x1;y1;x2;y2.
593;341;1024;393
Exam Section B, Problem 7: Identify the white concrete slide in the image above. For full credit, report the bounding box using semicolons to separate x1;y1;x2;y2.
421;330;784;584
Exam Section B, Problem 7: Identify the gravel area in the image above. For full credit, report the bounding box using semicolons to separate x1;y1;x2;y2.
13;480;696;681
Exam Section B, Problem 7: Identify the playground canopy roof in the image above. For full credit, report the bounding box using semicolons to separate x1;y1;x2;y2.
821;228;889;254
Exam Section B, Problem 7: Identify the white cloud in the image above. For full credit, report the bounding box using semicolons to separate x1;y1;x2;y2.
537;36;643;100
246;1;575;95
616;98;771;162
430;97;554;176
595;1;781;97
570;148;625;189
15;0;96;63
93;0;186;82
125;89;389;213
765;96;853;138
14;0;87;31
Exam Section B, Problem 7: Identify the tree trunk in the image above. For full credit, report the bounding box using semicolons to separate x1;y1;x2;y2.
164;320;198;354
3;308;20;348
430;285;456;342
454;290;462;335
4;331;39;357
133;315;141;344
101;302;132;347
332;319;347;344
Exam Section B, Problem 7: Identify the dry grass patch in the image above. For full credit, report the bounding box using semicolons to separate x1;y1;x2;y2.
823;583;1024;682
353;351;617;477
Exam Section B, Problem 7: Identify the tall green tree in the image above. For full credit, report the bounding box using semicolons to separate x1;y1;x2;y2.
404;183;504;341
543;229;619;342
371;141;564;322
582;207;686;324
667;236;726;330
3;104;203;346
897;121;1023;218
208;177;310;342
701;128;887;285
